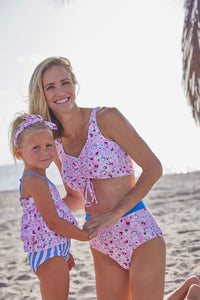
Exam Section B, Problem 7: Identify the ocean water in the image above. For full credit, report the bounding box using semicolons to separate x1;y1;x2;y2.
0;163;63;192
0;162;198;192
0;163;141;192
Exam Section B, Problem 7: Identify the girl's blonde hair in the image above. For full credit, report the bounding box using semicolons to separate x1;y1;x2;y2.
9;113;52;161
29;56;78;138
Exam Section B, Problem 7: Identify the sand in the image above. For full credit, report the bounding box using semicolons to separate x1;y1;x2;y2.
0;172;199;300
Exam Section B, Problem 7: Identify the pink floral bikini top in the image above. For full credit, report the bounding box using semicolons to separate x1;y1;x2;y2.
55;107;135;207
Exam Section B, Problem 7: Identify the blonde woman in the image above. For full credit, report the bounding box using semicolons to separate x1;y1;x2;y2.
29;56;166;300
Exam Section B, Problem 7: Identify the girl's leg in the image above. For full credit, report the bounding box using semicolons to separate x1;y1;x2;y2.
91;248;131;300
166;277;200;300
36;256;69;300
130;237;166;300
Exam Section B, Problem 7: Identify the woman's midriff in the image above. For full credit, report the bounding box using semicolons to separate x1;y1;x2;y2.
85;174;136;215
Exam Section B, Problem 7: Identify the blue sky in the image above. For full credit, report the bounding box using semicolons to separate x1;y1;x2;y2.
1;0;200;173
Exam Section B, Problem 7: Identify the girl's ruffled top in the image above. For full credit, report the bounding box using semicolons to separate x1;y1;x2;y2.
20;173;78;252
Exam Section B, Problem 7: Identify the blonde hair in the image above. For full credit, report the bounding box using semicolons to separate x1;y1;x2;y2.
9;112;52;161
29;56;78;138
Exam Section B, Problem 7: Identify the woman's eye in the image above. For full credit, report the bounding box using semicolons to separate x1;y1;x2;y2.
33;146;39;150
63;81;70;85
46;85;54;90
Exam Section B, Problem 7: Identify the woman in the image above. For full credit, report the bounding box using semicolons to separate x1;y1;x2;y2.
28;56;166;300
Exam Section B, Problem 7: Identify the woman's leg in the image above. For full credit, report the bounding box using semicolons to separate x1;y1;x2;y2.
130;237;166;300
91;248;132;300
166;277;200;300
36;256;69;300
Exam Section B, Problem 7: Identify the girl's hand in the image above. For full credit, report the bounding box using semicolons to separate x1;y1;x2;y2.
67;253;75;271
79;229;91;241
19;198;23;207
83;210;121;239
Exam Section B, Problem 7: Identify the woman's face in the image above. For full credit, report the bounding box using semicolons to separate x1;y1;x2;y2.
42;65;76;115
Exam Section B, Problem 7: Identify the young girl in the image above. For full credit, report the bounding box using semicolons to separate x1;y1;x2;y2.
10;113;89;300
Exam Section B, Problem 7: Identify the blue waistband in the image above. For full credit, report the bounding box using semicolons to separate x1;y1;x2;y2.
85;200;145;221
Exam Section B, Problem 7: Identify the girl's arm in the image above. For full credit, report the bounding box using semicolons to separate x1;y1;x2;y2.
25;175;89;241
54;147;85;211
84;107;162;237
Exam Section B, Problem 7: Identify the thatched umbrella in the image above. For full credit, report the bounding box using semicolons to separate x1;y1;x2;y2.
182;0;200;124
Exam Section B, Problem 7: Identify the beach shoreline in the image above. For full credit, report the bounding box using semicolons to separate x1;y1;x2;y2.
0;172;199;299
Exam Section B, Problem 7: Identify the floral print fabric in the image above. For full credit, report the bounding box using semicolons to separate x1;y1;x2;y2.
21;181;77;252
55;107;135;207
89;207;164;270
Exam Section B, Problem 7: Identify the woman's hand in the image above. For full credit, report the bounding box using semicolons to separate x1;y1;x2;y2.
83;210;121;239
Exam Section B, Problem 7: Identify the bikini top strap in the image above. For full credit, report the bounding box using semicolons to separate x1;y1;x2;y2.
87;107;100;134
19;172;53;197
93;107;100;118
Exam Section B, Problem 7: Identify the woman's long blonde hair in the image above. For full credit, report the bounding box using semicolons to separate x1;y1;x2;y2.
29;57;78;138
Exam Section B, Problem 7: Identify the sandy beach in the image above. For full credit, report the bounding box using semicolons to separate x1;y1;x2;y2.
0;171;199;300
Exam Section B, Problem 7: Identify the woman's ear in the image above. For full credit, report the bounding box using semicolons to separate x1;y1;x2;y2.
14;147;23;160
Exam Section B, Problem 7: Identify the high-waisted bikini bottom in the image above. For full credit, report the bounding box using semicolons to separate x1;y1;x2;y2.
86;204;163;270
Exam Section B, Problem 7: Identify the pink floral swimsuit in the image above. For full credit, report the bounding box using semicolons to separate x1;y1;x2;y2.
55;107;135;207
20;172;78;253
55;107;164;270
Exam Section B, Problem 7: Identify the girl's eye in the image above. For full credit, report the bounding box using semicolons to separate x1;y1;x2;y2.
33;146;39;150
46;144;53;148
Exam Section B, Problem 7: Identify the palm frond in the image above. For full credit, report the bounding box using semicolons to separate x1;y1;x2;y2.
182;0;200;124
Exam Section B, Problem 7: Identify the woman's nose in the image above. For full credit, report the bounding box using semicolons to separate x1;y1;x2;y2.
55;85;66;95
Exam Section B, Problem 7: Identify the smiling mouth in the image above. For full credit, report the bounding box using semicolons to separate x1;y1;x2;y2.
40;158;51;162
55;97;70;104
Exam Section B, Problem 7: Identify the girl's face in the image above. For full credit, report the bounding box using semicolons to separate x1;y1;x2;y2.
16;129;55;172
42;65;76;115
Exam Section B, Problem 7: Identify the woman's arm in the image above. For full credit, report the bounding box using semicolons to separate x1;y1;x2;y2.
84;107;162;237
54;147;85;211
62;184;85;211
26;175;89;241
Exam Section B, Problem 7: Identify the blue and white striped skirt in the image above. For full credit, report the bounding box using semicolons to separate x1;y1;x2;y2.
27;241;71;273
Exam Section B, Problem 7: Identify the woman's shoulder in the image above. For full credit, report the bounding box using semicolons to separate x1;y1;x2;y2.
97;107;125;129
81;106;120;119
95;107;124;139
97;106;121;120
